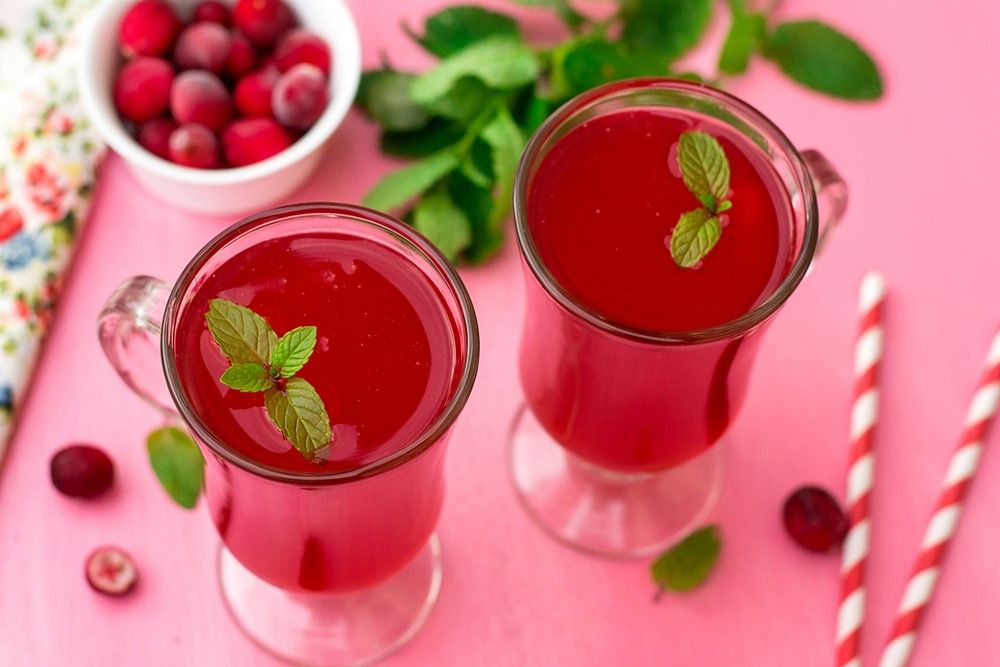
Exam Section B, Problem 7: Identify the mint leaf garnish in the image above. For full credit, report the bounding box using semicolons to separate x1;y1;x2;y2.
205;299;277;365
220;362;274;392
265;378;332;458
669;130;734;268
406;6;520;59
651;524;722;593
362;150;460;212
271;326;318;379
147;426;205;509
670;209;722;268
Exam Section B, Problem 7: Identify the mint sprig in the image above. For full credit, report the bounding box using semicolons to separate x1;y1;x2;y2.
651;524;722;595
205;299;332;460
669;130;733;268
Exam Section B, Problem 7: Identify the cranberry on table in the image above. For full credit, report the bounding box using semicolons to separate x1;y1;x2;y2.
85;546;138;597
192;0;231;26
233;0;296;47
222;117;292;167
783;485;848;552
274;28;331;74
137;118;178;160
234;67;278;117
170;70;232;133
272;63;328;130
169;123;219;168
226;32;257;78
50;444;115;499
118;0;181;58
174;22;232;74
114;57;174;123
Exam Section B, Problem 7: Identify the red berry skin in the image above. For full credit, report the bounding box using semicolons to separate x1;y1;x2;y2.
222;118;293;167
169;123;219;168
233;67;278;117
272;63;328;130
783;486;848;552
233;0;297;47
85;546;138;597
193;0;231;26
137;117;178;160
50;445;115;499
174;22;232;75
118;0;181;58
274;28;332;74
226;32;257;78
170;70;232;133
114;57;174;123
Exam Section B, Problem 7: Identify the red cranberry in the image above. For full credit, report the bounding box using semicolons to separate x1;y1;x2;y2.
85;546;138;596
226;32;256;78
783;486;848;552
174;22;232;74
114;57;174;123
169;123;218;168
50;444;115;499
118;0;181;58
272;63;328;130
274;28;331;74
170;70;232;132
192;0;231;26
222;117;293;167
137;117;178;160
233;0;296;47
233;66;278;117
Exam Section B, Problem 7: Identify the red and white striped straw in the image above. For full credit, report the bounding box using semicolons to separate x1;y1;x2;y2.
836;272;886;667
879;326;1000;667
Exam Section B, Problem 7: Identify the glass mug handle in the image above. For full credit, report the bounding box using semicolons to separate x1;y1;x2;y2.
98;276;178;417
801;149;848;255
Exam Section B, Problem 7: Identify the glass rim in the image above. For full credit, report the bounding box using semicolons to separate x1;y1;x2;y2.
513;78;819;345
160;202;480;485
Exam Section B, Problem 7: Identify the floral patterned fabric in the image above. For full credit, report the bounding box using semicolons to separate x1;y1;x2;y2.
0;0;104;462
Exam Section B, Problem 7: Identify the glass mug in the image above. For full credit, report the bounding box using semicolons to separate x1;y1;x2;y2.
509;79;847;556
98;204;479;665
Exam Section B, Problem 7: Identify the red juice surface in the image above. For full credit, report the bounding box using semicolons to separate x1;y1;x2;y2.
173;231;459;475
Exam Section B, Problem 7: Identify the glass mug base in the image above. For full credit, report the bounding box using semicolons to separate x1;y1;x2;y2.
508;405;724;558
218;535;443;666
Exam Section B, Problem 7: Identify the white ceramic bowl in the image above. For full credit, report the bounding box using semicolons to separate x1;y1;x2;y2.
79;0;361;215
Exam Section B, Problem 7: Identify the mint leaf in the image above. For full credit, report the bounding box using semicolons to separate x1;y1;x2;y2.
419;77;497;123
271;326;317;378
379;119;465;158
651;525;722;592
363;151;459;211
264;378;332;458
447;171;503;263
205;299;277;366
678;131;731;207
357;70;430;133
411;37;539;105
510;0;585;30
480;107;524;227
408;6;519;58
763;21;883;100
620;0;712;61
221;362;274;392
556;39;670;99
147;426;204;509
413;188;473;261
718;10;766;75
670;208;722;268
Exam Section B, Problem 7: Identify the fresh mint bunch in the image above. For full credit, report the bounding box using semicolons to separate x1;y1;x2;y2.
356;0;883;265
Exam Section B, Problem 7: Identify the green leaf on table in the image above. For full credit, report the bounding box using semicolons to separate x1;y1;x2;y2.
718;8;766;75
651;524;722;593
363;151;460;211
220;362;273;392
509;0;585;30
413;188;473;261
555;39;669;99
379;119;466;158
271;326;317;378
264;378;332;458
407;6;520;58
620;0;712;61
480;107;524;227
205;299;277;366
670;208;722;268
411;37;539;105
448;170;504;263
763;20;883;100
677;130;731;208
147;426;205;509
356;70;430;132
419;77;497;123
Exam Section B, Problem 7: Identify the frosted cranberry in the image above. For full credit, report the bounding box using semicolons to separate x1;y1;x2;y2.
50;444;115;499
233;66;278;117
193;0;231;26
233;0;296;47
86;546;137;596
114;57;174;123
118;0;181;58
137;117;178;159
226;32;256;78
272;63;328;130
783;486;848;552
169;123;218;168
222;118;293;166
274;28;331;74
170;70;232;132
174;22;232;74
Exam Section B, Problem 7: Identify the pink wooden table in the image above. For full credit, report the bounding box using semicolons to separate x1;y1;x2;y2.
2;0;999;664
